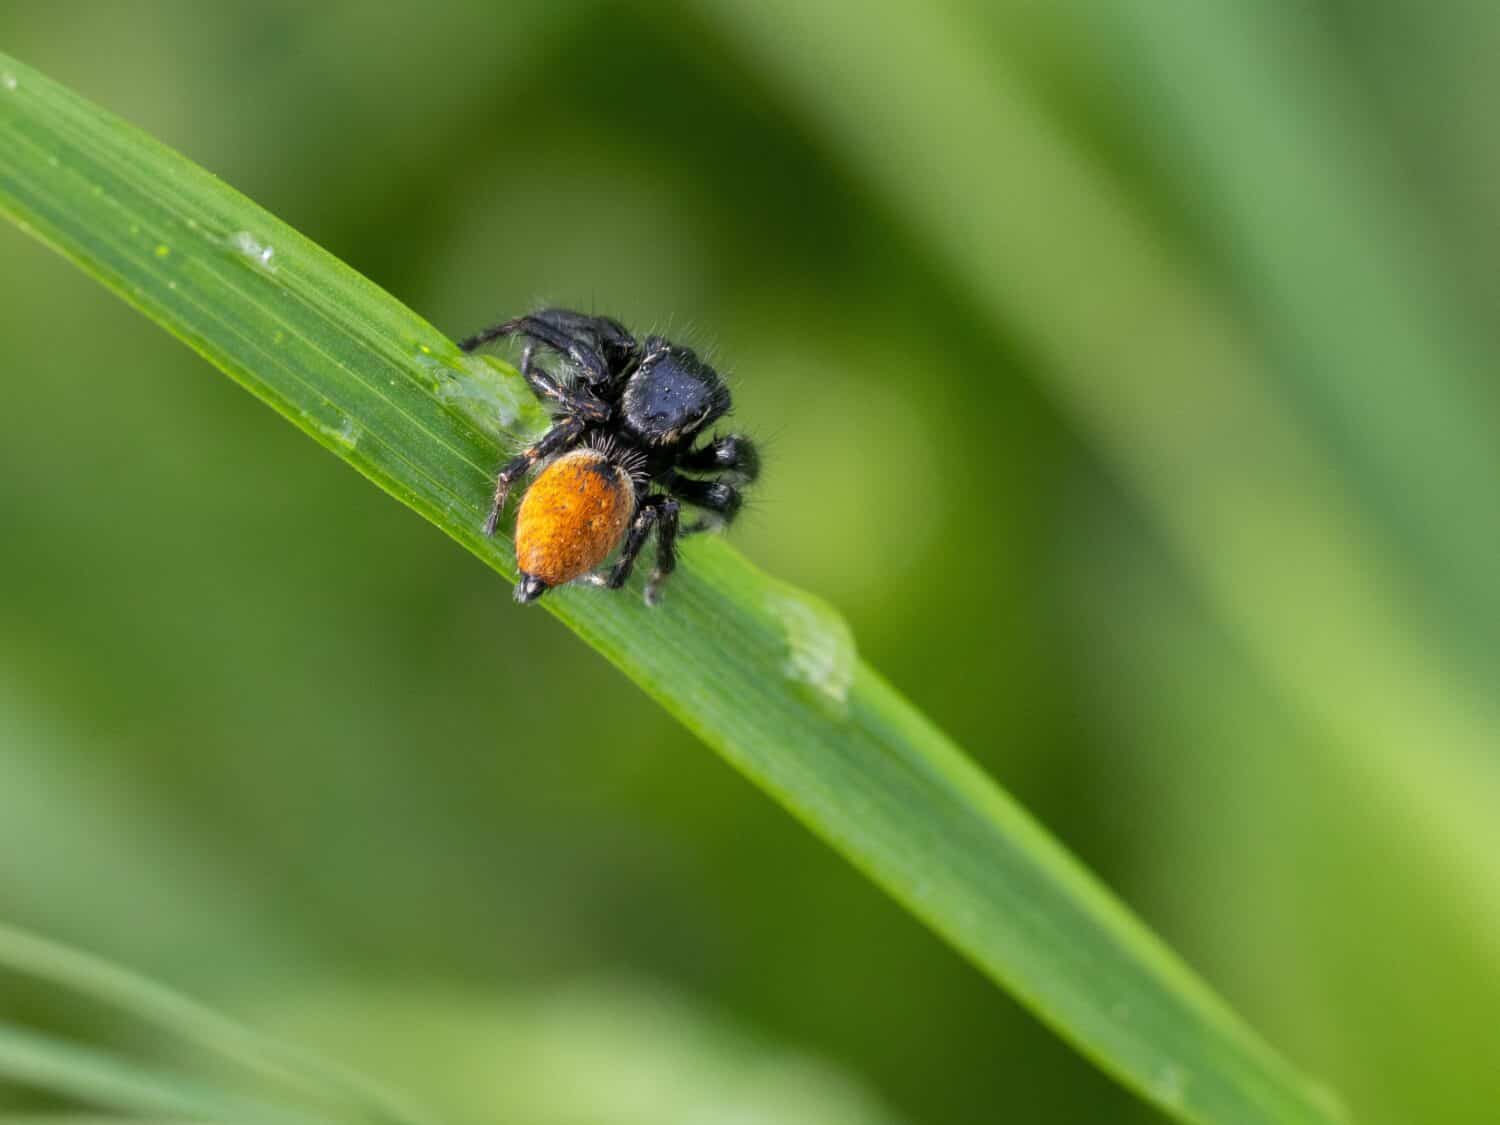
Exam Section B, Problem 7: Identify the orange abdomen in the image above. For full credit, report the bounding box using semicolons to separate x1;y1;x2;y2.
515;449;635;587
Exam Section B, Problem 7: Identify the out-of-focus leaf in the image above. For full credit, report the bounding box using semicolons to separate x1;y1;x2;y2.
0;1023;323;1125
257;979;909;1125
0;925;422;1125
1085;0;1500;693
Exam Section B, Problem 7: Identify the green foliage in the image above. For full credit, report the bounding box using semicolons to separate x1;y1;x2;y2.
0;50;1340;1125
0;923;902;1125
0;923;420;1125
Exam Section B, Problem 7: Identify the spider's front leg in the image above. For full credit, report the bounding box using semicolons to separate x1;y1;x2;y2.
514;344;609;422
459;310;622;384
679;433;759;481
667;472;744;535
483;415;587;536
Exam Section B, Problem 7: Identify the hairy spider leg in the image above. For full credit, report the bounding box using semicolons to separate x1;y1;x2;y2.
526;308;637;360
586;498;659;591
679;433;759;480
643;496;681;605
515;344;609;422
460;312;616;383
582;493;680;603
667;472;744;535
482;415;587;537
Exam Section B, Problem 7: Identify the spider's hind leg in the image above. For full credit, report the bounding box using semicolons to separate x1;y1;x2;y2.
483;415;586;536
582;497;659;591
580;494;680;604
644;497;681;606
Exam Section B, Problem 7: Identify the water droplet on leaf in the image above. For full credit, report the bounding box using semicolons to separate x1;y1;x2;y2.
225;230;275;271
764;583;856;717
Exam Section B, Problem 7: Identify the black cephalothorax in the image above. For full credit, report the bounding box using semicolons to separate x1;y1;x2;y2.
460;308;758;604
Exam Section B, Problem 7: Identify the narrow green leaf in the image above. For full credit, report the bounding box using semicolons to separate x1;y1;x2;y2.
0;1023;329;1125
0;925;425;1125
0;53;1338;1125
1087;1;1500;665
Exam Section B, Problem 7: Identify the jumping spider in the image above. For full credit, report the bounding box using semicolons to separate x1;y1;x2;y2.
460;308;758;605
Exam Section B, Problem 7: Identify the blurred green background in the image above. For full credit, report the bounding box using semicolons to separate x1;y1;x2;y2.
3;1;1500;1122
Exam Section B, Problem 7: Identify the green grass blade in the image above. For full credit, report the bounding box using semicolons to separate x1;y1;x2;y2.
0;53;1338;1125
1086;1;1500;666
0;925;426;1125
0;1023;331;1125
